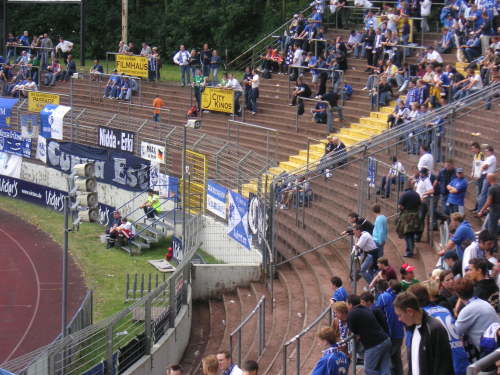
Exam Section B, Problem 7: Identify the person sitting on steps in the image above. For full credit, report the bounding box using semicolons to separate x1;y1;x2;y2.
141;190;161;219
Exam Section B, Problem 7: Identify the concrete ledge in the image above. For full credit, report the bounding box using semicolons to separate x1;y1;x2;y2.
192;264;262;300
123;287;192;375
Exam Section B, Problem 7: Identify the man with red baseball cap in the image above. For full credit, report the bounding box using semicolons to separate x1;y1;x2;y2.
400;264;419;291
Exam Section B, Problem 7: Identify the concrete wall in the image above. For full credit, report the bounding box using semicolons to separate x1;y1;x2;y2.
192;264;262;300
123;288;192;375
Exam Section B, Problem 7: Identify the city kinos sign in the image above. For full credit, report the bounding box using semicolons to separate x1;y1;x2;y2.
98;126;135;153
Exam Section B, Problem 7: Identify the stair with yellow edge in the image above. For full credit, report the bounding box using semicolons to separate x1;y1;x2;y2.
241;101;401;197
455;61;479;77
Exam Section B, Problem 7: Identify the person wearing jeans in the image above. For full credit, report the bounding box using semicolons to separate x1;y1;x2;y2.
478;174;500;238
353;224;379;284
347;294;392;375
396;180;421;258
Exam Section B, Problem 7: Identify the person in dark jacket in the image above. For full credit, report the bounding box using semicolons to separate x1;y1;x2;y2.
375;279;405;375
347;295;392;374
467;257;499;311
396;179;421;258
394;291;454;375
342;212;374;235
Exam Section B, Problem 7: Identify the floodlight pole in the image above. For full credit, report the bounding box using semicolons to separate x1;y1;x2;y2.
80;0;86;67
182;125;187;253
121;0;128;44
61;195;70;337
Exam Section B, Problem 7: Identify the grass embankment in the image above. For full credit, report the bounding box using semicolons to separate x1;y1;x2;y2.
0;196;173;321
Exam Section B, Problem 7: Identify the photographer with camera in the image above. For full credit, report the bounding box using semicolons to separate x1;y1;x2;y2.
352;224;380;285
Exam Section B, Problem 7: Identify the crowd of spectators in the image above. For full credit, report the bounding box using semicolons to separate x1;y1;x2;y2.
165;352;259;375
1;31;78;95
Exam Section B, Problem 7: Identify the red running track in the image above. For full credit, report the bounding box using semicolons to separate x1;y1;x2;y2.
0;208;87;363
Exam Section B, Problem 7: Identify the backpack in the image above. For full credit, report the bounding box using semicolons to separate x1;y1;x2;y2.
297;99;305;115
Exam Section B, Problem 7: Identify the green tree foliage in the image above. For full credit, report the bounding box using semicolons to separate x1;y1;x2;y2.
5;0;309;61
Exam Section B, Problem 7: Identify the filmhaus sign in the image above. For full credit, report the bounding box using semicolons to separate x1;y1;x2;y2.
98;126;135;153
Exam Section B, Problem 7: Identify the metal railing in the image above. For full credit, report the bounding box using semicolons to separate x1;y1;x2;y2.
467;348;500;374
229;296;266;366
278;81;500;185
0;216;200;374
295;97;332;133
226;4;314;71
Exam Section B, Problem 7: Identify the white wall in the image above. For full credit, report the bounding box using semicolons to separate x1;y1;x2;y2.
192;264;262;300
123;288;192;375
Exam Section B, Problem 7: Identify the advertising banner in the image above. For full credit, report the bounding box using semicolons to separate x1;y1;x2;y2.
20;114;39;138
116;54;148;78
201;87;234;114
98;126;135;153
227;190;251;249
0;152;22;178
140;141;165;164
207;180;227;219
0;175;115;225
36;135;47;163
0;98;18;128
0;129;32;158
46;140;150;191
40;104;71;140
28;92;60;112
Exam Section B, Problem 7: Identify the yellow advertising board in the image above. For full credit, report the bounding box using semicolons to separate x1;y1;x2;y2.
116;54;148;78
201;87;234;114
28;92;60;112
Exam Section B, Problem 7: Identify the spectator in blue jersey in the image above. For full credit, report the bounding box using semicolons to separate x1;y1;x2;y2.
17;30;30;48
375;279;405;375
148;47;160;81
446;168;468;215
118;77;132;100
436;28;454;54
311;326;350;375
372;205;387;258
409;282;469;375
62;54;77;81
394;291;454;375
438;212;475;260
330;276;348;304
104;69;121;99
312;101;327;124
347;294;392;375
90;59;104;81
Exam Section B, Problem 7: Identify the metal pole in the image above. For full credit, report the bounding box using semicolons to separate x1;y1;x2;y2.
80;0;86;67
237;330;242;366
182;125;187;263
282;345;288;375
296;338;301;375
61;196;70;337
1;0;6;58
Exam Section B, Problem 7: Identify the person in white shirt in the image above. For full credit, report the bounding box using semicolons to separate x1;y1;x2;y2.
477;146;497;210
173;45;191;87
379;156;406;198
140;42;152;56
249;69;260;115
117;217;136;240
55;37;73;61
462;229;495;276
216;351;243;375
417;144;434;173
21;77;38;97
225;73;243;115
414;168;434;200
420;0;432;32
353;224;379;284
291;44;304;79
423;46;443;64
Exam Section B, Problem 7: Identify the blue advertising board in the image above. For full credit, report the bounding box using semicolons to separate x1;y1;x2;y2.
227;190;251;249
206;180;227;219
0;129;32;157
0;175;115;225
0;98;18;128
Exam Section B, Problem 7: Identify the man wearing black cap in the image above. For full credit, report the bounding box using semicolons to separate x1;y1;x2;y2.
446;167;468;215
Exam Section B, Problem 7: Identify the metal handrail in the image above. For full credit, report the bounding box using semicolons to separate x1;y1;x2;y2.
279;81;500;185
226;4;314;69
295;97;331;133
229;296;266;366
467;348;500;374
275;234;349;267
